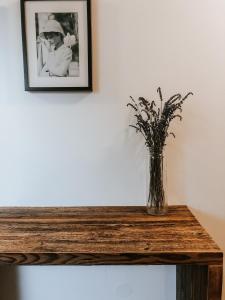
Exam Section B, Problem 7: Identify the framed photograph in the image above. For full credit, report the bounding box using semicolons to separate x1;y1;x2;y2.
20;0;92;91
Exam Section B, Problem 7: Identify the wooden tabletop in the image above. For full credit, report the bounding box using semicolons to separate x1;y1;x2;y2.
0;205;222;265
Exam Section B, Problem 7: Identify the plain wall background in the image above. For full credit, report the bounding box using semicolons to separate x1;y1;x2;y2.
0;0;224;299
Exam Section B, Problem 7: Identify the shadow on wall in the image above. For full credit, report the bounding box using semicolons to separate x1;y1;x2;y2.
0;266;20;300
190;208;225;300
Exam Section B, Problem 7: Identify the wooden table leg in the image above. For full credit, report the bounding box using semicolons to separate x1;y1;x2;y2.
207;265;223;300
176;265;223;300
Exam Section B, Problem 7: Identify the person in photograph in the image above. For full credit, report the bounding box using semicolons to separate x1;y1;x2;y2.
37;19;73;77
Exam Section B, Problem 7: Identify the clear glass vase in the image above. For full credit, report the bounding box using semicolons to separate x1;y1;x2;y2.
146;151;168;215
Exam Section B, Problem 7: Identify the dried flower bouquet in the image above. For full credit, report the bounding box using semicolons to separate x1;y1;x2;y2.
127;87;193;214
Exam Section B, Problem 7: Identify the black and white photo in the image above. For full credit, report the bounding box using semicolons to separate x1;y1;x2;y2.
36;13;79;78
21;0;92;91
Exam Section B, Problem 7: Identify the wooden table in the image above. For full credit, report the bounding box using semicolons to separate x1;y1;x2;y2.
0;205;222;300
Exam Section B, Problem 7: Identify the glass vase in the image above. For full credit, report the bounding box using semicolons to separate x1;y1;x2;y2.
146;151;168;215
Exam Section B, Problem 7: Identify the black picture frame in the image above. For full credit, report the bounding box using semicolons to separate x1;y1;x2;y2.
20;0;92;92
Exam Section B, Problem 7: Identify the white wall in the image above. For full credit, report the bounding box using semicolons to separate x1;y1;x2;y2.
0;0;224;299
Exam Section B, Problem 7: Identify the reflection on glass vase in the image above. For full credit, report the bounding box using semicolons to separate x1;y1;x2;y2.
146;151;168;215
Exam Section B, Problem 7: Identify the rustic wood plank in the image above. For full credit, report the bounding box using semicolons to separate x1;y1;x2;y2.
0;206;222;266
176;264;223;300
207;265;223;300
0;252;222;266
176;265;208;300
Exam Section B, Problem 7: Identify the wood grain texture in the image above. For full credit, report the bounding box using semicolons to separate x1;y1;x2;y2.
176;265;208;300
207;265;223;300
176;265;223;300
0;206;222;265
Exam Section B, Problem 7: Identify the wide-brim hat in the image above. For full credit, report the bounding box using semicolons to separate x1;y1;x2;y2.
40;20;65;37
